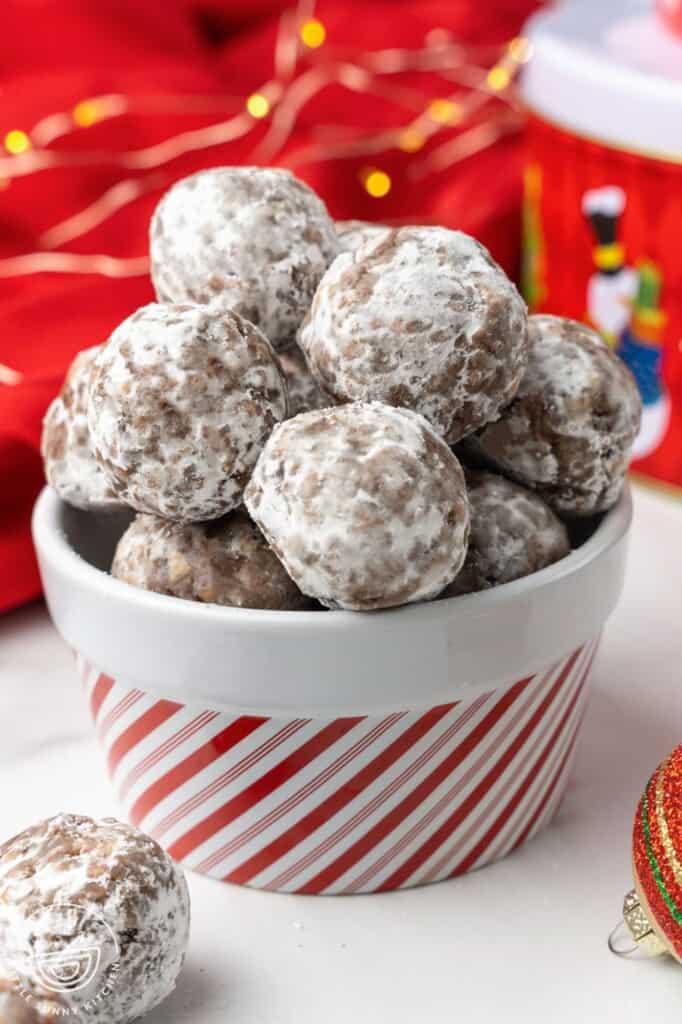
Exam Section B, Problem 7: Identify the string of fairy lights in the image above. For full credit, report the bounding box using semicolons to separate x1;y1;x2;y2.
0;2;532;384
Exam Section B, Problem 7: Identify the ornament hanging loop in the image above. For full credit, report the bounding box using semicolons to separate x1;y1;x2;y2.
608;918;640;958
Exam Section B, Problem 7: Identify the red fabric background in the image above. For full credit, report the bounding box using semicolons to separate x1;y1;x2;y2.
0;0;541;613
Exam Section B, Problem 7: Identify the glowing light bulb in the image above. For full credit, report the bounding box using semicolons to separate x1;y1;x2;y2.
73;100;101;127
427;98;462;125
4;130;31;155
508;36;533;63
246;93;271;119
487;65;511;92
363;168;392;198
398;128;425;153
300;18;326;49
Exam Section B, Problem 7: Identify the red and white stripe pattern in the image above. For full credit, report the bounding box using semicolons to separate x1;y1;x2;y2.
77;639;599;893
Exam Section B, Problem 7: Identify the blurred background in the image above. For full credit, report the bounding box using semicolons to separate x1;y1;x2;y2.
0;0;680;614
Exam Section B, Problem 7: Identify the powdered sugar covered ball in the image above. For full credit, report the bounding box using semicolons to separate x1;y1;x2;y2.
467;315;642;516
335;219;390;253
150;167;339;351
0;979;34;1024
112;510;313;610
88;303;288;521
0;814;190;1024
299;227;528;443
41;346;120;511
278;347;331;417
442;470;570;597
0;975;64;1023
245;402;470;610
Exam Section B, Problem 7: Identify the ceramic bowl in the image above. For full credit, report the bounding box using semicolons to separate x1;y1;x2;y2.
32;485;631;893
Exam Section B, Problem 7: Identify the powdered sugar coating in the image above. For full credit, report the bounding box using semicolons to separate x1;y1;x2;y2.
150;167;339;351
88;303;288;521
442;470;570;597
112;510;313;610
278;347;331;417
41;347;121;512
0;814;190;1024
0;975;63;1023
0;980;34;1024
335;219;390;253
298;226;528;443
468;315;642;516
245;402;470;610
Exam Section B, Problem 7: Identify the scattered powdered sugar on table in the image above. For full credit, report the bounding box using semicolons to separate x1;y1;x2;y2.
298;226;528;443
443;470;571;597
88;303;288;522
0;814;190;1024
468;315;642;516
112;510;314;610
41;346;121;512
245;401;470;610
150;167;339;351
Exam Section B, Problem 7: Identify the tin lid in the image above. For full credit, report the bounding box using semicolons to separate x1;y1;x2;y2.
521;0;682;160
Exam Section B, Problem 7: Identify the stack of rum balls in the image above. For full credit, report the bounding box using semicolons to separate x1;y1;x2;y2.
42;167;642;613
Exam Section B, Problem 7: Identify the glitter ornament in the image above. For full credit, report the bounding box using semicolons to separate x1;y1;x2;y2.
657;0;682;37
614;744;682;961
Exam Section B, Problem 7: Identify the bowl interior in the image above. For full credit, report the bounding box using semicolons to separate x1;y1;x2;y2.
61;501;605;588
61;504;135;573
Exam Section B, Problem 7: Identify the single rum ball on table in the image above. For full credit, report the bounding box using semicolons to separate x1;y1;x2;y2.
150;167;339;352
112;510;315;610
298;226;528;444
0;814;190;1024
41;345;122;512
88;303;288;522
441;470;571;597
465;314;642;517
244;402;470;611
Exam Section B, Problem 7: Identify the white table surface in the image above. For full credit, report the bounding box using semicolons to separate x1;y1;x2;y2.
2;481;682;1023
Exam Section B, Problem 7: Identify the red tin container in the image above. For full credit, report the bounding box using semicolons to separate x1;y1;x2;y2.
521;0;682;487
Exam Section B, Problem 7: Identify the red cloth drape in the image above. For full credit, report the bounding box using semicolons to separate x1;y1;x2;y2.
0;0;542;613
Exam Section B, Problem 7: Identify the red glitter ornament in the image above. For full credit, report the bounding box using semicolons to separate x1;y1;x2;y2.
656;0;682;38
619;744;682;961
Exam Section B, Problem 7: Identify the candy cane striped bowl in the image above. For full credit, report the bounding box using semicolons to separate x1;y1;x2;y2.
33;486;631;894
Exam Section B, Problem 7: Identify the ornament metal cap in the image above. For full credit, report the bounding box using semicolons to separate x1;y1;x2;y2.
609;889;668;959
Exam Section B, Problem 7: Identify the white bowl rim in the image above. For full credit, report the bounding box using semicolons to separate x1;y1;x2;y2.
32;485;632;712
33;484;632;629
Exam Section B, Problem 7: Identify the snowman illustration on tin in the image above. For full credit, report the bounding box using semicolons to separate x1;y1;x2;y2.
583;185;670;459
